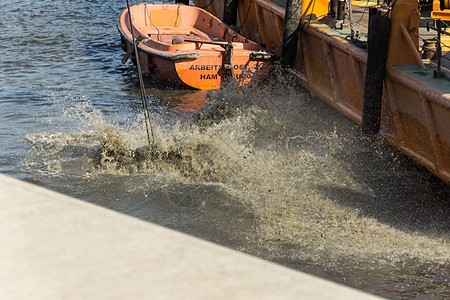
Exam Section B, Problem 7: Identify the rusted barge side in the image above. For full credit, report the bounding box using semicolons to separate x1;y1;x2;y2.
195;0;450;184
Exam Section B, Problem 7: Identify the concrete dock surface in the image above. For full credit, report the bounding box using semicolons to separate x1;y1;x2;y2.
0;174;381;299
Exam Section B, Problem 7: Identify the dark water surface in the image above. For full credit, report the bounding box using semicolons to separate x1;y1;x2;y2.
1;0;449;298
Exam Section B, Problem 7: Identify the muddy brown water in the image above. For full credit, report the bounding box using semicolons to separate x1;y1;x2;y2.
1;0;449;298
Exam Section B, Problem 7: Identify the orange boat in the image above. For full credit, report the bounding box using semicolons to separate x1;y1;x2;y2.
117;3;273;89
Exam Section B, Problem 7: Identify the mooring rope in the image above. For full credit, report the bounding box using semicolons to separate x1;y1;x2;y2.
236;0;254;32
198;0;215;9
354;0;370;26
415;28;450;62
126;0;156;146
346;0;355;40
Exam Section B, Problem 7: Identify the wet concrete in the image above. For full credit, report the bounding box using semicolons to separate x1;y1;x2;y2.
0;174;381;299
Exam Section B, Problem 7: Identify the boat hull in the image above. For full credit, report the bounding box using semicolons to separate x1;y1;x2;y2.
117;3;271;90
174;54;269;89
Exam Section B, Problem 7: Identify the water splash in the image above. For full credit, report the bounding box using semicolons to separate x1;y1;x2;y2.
22;75;449;298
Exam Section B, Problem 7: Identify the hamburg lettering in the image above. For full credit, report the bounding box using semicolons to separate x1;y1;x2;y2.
200;74;218;80
235;73;249;80
190;64;221;71
189;64;246;71
198;73;252;80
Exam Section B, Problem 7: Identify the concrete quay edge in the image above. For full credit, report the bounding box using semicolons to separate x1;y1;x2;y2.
0;174;382;299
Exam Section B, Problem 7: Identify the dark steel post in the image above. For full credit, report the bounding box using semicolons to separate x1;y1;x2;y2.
367;6;378;40
329;0;338;18
281;0;303;67
362;15;391;135
337;0;345;20
223;0;239;26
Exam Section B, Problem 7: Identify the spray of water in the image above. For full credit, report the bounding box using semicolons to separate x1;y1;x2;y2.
22;71;449;297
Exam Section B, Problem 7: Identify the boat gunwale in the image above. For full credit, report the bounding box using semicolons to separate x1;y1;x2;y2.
131;4;261;48
303;21;450;109
300;21;368;62
117;4;266;61
252;0;285;17
117;15;200;61
387;65;450;107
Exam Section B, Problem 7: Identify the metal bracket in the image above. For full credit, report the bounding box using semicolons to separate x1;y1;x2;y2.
222;42;235;82
122;35;149;64
249;52;274;60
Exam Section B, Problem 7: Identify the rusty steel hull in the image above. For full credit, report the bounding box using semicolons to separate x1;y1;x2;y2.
195;0;450;183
